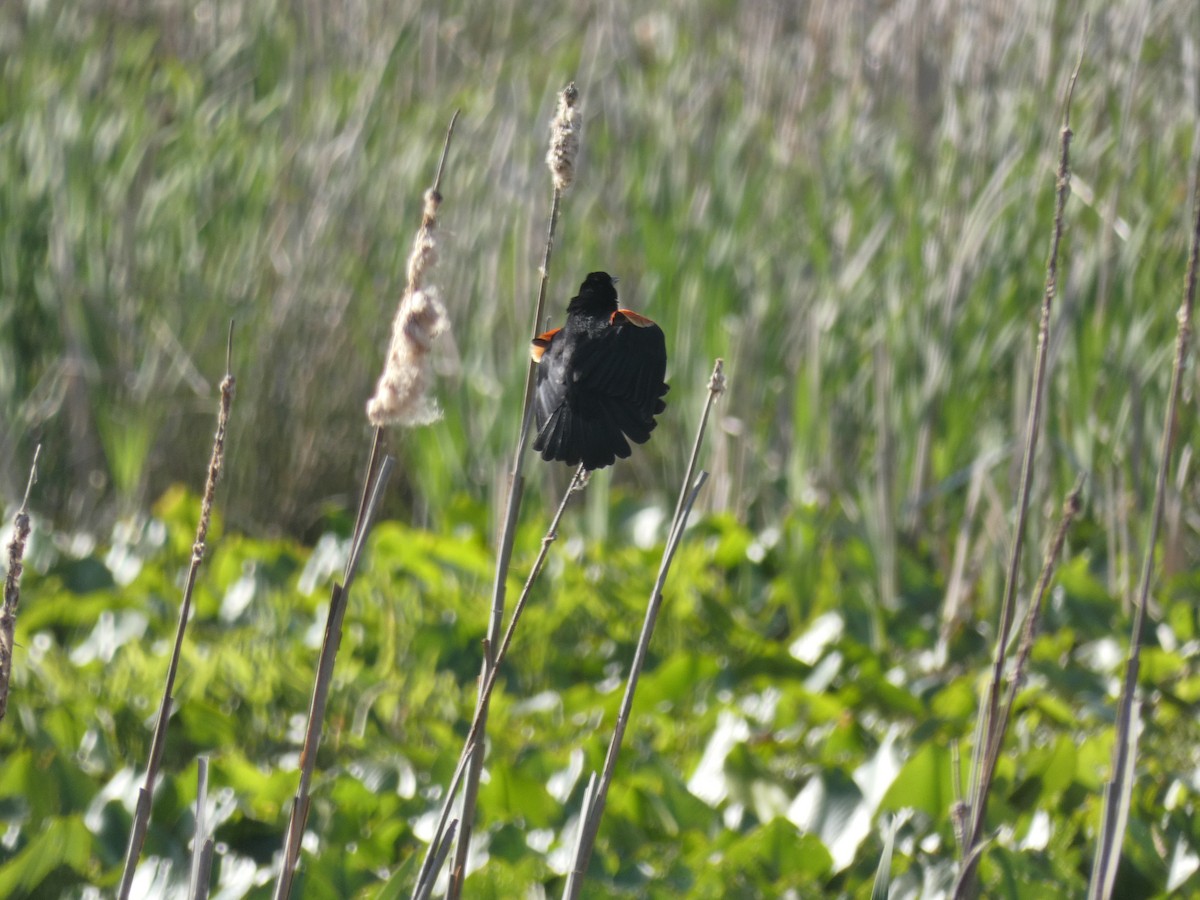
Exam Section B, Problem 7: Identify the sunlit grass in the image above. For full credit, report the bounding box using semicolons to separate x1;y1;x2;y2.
3;0;1194;551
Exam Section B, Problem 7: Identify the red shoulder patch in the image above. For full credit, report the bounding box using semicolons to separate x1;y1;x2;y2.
611;309;657;327
530;328;561;362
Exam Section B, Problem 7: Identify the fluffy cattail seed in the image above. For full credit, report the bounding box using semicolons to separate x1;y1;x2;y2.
546;82;582;192
368;170;453;429
366;288;450;427
406;188;442;294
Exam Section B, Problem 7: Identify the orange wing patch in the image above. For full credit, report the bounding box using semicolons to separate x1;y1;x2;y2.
530;328;561;362
611;309;657;327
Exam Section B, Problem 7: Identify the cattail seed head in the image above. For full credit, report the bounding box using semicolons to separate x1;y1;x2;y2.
406;188;442;294
366;288;450;427
709;358;727;395
546;82;582;192
193;372;234;562
369;172;453;429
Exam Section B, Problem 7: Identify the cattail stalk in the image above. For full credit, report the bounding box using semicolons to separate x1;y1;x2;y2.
0;444;40;727
412;466;587;900
118;327;236;900
273;458;394;899
273;112;458;899
447;81;582;898
1087;151;1200;900
949;476;1084;898
563;360;725;898
953;41;1083;899
189;756;215;900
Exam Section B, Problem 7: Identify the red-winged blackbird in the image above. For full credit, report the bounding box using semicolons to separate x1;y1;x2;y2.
531;272;669;470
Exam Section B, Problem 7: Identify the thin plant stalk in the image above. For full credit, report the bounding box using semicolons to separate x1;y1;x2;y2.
953;45;1082;899
1088;158;1200;900
273;457;395;899
670;360;725;532
118;331;236;900
412;465;586;900
274;111;458;899
988;477;1085;759
949;476;1084;898
563;359;726;898
409;753;468;896
189;756;215;900
412;820;458;900
449;81;581;898
873;340;898;611
0;443;40;726
563;474;707;898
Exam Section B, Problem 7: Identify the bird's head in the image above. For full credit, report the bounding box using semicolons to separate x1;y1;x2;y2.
568;271;619;315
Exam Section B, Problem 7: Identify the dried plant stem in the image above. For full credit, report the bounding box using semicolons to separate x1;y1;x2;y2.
449;187;559;891
949;476;1084;899
1087;158;1200;900
0;444;41;727
449;81;580;898
873;341;898;611
412;820;459;900
118;333;236;900
671;360;725;531
273;456;395;899
275;112;457;898
954;46;1082;900
563;476;706;898
189;756;215;900
563;359;725;898
412;466;586;900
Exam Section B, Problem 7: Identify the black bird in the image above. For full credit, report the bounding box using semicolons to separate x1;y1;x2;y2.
531;272;669;470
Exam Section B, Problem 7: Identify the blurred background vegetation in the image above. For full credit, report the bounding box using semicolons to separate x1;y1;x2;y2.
2;0;1200;897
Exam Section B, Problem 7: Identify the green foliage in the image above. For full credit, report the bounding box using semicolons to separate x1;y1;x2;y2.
0;494;1196;897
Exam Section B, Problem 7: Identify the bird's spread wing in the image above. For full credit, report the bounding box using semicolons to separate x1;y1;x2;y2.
532;312;668;470
572;314;669;432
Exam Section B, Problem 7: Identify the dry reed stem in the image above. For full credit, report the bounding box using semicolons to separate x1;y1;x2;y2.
353;112;458;539
954;41;1083;899
990;478;1085;753
412;820;459;900
1088;153;1200;900
449;81;582;898
0;444;40;727
273;457;395;899
275;112;458;899
563;359;725;898
118;330;235;900
413;467;586;900
189;756;215;900
950;476;1084;898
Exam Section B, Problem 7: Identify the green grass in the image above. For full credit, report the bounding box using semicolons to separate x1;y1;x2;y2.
5;0;1195;544
2;0;1200;897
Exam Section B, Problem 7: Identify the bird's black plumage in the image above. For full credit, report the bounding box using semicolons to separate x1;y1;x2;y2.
531;272;669;470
